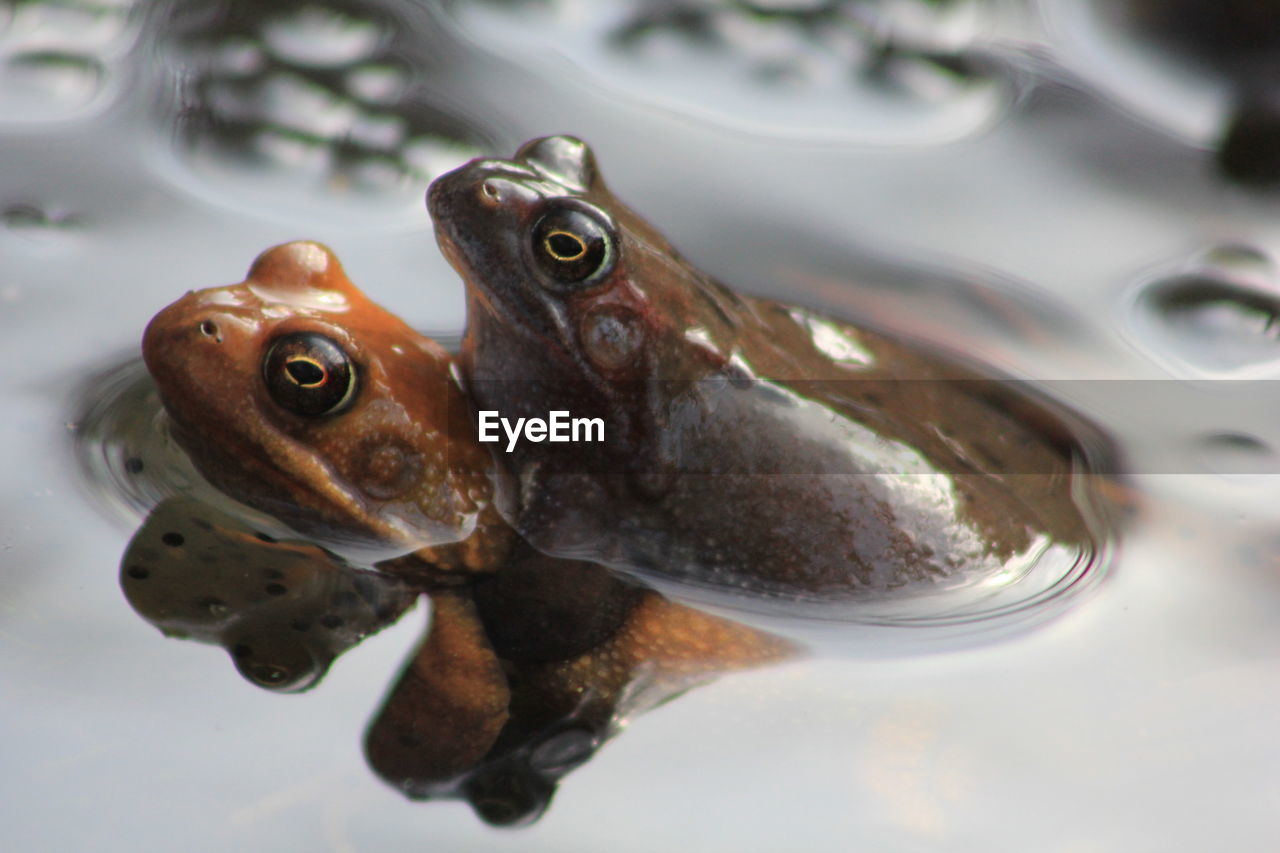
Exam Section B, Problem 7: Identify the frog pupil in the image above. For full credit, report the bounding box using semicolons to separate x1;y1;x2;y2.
263;332;357;417
530;205;615;286
285;357;326;387
546;231;586;262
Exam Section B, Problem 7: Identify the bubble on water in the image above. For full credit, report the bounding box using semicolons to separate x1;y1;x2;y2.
347;109;407;150
261;5;383;69
155;0;491;226
0;51;104;120
3;0;134;51
1193;432;1280;481
1132;247;1280;376
345;62;408;104
449;0;1008;143
2;202;85;233
0;0;141;124
210;36;265;77
258;71;362;139
340;153;412;193
1201;244;1274;276
249;127;334;174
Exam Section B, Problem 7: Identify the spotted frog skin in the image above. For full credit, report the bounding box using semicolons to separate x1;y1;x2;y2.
140;241;791;825
429;136;1112;613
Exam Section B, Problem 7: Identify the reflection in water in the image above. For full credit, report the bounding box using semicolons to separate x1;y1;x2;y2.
122;496;416;692
365;545;790;826
118;493;789;824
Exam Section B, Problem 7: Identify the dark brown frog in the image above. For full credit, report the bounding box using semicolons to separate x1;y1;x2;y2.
429;136;1116;618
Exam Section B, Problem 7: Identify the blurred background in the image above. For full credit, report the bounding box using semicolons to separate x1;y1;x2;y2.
4;1;1280;850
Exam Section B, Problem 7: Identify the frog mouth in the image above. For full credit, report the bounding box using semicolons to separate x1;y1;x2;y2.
434;223;467;275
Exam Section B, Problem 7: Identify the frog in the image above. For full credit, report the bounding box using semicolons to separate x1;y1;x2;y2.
139;240;793;824
428;135;1117;617
142;239;509;580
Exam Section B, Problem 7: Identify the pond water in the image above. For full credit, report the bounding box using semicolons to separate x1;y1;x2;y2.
5;0;1280;850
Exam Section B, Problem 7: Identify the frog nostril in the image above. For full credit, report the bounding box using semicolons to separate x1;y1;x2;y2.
480;181;501;204
198;319;222;342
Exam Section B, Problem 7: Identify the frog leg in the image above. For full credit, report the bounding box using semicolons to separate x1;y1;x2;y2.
363;591;510;798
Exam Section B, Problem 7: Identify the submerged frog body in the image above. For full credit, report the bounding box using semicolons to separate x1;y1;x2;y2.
139;241;791;824
429;136;1116;616
364;542;787;826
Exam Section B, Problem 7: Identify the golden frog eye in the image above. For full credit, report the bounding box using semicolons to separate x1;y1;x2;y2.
263;333;357;417
530;205;615;286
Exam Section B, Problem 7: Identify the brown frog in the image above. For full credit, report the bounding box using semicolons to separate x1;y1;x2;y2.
429;136;1117;618
142;240;507;578
139;241;792;825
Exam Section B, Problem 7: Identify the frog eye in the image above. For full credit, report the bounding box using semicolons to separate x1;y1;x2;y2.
530;205;615;286
262;333;357;417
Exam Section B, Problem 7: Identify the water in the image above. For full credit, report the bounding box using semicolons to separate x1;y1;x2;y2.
6;0;1280;849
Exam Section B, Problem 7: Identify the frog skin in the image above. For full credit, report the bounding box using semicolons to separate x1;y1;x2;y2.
429;136;1112;612
142;240;509;578
140;241;793;824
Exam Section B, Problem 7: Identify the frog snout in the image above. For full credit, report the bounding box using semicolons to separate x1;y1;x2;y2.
428;161;542;225
141;296;247;386
426;164;493;222
144;301;223;352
